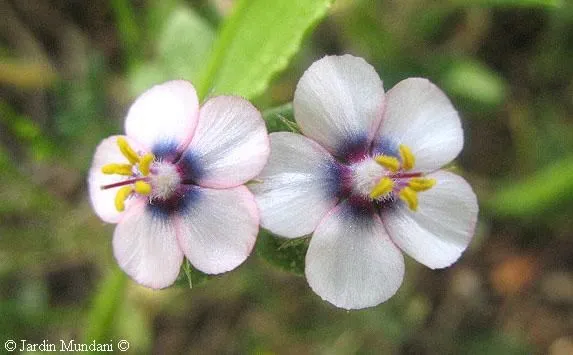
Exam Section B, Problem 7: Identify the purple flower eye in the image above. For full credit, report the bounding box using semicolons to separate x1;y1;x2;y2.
249;55;478;310
88;80;270;289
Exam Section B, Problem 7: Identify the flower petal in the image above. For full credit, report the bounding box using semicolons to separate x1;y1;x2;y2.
182;96;270;188
374;78;463;171
381;170;478;269
125;80;199;151
293;55;385;159
249;132;342;239
113;201;184;289
176;186;258;274
305;201;405;310
88;135;144;223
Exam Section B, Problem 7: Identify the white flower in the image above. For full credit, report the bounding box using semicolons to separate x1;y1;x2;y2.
250;55;478;310
88;80;270;289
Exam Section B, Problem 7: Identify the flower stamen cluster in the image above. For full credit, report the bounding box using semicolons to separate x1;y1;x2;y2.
369;144;436;211
100;137;158;211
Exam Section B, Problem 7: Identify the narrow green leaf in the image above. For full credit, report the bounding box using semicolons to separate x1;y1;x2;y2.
109;0;142;69
82;267;128;346
441;59;507;109
451;0;562;7
256;230;309;275
197;0;334;100
488;155;573;217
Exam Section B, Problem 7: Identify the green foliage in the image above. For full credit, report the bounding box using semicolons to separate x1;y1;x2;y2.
197;0;334;100
441;59;507;109
256;230;309;275
174;259;210;288
463;331;531;355
262;102;299;133
452;0;562;7
488;155;573;217
158;7;215;81
110;0;142;68
82;268;128;346
129;5;215;96
129;62;171;97
145;0;180;36
53;53;114;168
0;101;55;161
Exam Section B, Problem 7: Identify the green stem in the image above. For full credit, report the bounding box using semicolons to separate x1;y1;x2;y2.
82;267;128;347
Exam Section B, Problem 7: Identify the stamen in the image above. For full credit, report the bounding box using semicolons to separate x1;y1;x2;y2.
100;177;145;190
114;186;133;212
390;172;422;179
370;177;394;199
375;155;400;172
117;137;140;165
408;177;436;192
399;187;418;211
138;153;154;176
134;181;152;195
101;163;133;176
399;145;415;171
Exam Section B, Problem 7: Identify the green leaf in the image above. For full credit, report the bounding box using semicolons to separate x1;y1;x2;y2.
128;62;171;97
262;102;300;133
82;267;128;346
451;0;562;7
174;259;210;288
255;230;309;275
463;331;532;355
441;59;507;109
157;6;216;81
109;0;142;69
128;5;215;96
0;101;56;161
487;155;573;217
197;0;334;100
145;0;179;36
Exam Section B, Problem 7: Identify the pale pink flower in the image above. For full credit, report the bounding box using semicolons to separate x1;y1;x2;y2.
250;55;478;309
88;80;269;289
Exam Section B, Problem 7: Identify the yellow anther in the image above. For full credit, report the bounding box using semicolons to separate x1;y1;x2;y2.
399;145;415;171
399;187;418;211
408;177;436;192
117;137;140;165
114;186;133;212
375;155;400;172
101;163;133;176
134;181;152;195
370;177;395;199
138;153;154;176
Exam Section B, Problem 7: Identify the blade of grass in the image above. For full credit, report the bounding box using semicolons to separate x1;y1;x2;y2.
82;267;128;347
110;0;141;69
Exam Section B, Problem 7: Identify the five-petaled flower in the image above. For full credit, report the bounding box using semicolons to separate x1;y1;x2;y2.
250;55;478;310
88;80;269;289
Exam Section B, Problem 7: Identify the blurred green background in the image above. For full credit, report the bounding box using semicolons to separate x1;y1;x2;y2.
1;0;573;353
